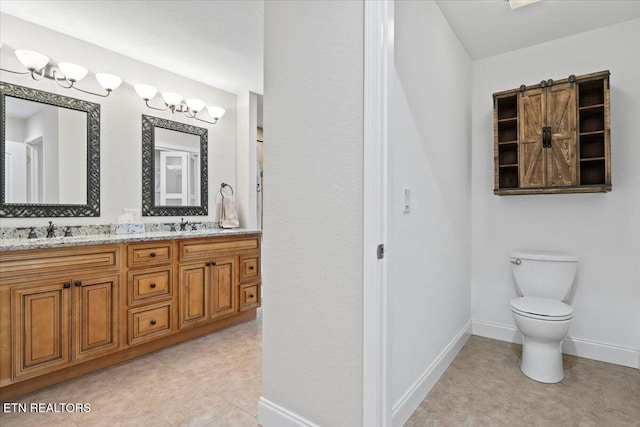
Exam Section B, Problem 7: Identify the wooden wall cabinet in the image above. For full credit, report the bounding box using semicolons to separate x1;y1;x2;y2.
493;70;611;195
0;233;261;400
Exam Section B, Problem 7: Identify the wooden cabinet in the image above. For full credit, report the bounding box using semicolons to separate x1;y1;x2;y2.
493;70;611;195
0;233;260;399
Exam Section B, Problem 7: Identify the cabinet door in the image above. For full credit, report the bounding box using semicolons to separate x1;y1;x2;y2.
211;257;236;320
12;281;70;379
546;83;578;187
179;263;210;329
519;88;546;188
72;274;119;362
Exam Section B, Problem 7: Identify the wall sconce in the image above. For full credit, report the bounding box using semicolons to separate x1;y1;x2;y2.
134;83;226;125
0;48;122;97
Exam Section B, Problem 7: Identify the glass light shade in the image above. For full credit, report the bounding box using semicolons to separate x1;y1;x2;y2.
57;62;88;82
162;92;183;107
207;105;226;119
186;98;206;112
95;73;122;91
134;84;158;100
15;50;49;71
508;0;540;9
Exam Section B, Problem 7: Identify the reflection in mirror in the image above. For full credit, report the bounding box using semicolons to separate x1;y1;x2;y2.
142;115;208;216
1;82;100;217
4;97;87;204
154;127;200;207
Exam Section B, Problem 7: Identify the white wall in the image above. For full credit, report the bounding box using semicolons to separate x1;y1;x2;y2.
260;1;363;426
471;19;640;367
389;1;472;423
0;13;237;226
236;90;258;228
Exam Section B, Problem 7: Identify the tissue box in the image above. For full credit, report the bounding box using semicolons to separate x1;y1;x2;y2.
114;223;146;235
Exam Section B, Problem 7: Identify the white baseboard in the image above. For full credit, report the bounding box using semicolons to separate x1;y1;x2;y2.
472;319;640;369
391;320;472;427
257;397;320;427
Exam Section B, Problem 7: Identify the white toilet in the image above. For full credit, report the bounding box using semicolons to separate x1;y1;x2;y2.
509;252;578;383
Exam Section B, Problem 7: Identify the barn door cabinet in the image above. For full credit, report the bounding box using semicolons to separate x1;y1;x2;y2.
493;70;611;195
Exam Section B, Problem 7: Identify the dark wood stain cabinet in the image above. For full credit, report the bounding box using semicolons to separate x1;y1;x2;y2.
493;70;611;195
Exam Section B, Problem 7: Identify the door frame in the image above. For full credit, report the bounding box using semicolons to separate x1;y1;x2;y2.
363;1;393;426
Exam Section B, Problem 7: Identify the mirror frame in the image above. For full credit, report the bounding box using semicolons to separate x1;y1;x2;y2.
141;114;208;216
0;81;100;217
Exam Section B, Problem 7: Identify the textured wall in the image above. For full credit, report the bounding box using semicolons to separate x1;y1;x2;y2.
0;13;237;226
471;19;640;362
261;1;364;425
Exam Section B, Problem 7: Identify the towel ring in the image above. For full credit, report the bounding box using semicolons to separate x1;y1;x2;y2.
220;182;234;198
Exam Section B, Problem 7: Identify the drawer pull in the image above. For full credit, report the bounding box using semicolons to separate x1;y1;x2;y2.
211;260;217;266
150;283;157;289
248;294;255;298
150;319;157;326
63;282;71;289
74;280;82;287
205;261;211;266
149;252;157;257
249;266;255;270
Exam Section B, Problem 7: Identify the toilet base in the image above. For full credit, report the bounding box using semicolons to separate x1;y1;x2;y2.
520;337;565;383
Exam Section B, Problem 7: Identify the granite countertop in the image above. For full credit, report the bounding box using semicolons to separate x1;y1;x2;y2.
0;228;262;251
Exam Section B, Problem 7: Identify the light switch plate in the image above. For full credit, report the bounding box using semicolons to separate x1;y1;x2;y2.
403;187;410;213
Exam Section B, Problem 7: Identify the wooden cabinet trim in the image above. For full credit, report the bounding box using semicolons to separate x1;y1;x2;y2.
128;302;173;345
128;267;173;306
127;242;173;268
179;235;260;261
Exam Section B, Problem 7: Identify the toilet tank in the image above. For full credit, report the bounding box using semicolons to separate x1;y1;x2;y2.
510;252;578;301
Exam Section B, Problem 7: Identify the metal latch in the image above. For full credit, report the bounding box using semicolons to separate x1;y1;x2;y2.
377;244;385;260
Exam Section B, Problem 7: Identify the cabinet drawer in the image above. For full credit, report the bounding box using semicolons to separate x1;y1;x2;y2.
128;302;173;345
128;243;172;268
179;235;260;261
240;256;260;282
129;268;172;305
1;246;119;279
240;283;260;311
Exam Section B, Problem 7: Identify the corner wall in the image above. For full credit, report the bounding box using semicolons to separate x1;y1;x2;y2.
389;1;472;424
471;19;640;368
260;1;364;426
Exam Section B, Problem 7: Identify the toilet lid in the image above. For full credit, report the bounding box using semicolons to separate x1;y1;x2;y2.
510;296;573;318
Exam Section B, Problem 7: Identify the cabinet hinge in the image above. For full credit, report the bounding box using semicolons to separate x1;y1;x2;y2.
377;244;385;260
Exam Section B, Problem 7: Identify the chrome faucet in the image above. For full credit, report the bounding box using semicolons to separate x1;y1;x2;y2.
179;218;189;231
46;221;58;238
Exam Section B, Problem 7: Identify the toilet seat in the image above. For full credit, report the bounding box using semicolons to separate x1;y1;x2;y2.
510;296;573;321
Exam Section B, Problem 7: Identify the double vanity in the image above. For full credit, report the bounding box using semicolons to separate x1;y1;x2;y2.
0;229;261;399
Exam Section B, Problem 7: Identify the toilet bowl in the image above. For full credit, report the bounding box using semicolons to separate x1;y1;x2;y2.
509;252;578;383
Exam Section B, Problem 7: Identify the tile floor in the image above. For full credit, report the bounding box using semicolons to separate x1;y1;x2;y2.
0;312;262;427
406;335;640;426
3;319;638;427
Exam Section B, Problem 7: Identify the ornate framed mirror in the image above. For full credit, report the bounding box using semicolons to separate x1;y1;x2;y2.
0;81;100;217
141;114;208;216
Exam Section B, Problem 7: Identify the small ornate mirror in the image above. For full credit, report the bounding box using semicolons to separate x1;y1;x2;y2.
0;82;100;217
141;114;208;216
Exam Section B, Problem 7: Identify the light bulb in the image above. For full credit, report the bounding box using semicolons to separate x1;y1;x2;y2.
15;50;49;71
206;106;226;120
162;92;183;107
96;73;122;91
134;84;158;100
57;62;88;82
186;98;206;112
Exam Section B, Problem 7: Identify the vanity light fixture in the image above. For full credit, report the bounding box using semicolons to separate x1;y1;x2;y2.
134;83;226;125
507;0;540;9
0;48;122;97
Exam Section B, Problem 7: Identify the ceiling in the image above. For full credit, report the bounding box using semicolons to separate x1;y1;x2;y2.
1;0;638;96
435;0;640;60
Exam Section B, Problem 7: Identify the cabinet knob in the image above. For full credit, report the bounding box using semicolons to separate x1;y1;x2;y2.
249;294;255;298
63;282;71;289
74;280;82;287
205;261;211;267
150;319;157;326
211;260;217;266
150;283;157;289
249;266;255;270
149;252;156;257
